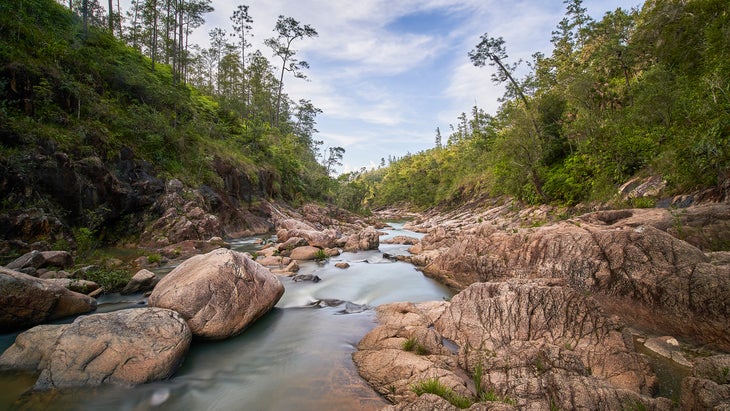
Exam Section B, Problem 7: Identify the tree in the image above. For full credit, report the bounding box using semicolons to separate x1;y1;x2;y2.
293;99;322;148
324;146;345;175
230;5;253;92
264;15;318;126
435;126;442;148
469;33;547;201
208;27;228;93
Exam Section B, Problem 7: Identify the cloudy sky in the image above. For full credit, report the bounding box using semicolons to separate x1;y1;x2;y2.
124;0;642;173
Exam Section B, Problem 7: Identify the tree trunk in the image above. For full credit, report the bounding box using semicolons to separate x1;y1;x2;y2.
108;0;113;34
151;0;158;70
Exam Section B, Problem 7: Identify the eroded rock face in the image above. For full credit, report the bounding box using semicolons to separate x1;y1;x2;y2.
0;267;97;332
354;281;672;410
148;249;284;339
418;211;730;350
0;308;191;390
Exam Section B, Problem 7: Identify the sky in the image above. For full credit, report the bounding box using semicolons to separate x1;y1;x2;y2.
122;0;643;174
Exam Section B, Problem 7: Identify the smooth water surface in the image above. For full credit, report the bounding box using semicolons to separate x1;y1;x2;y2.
0;224;453;411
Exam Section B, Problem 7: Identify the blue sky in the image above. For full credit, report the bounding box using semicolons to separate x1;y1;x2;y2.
124;0;643;174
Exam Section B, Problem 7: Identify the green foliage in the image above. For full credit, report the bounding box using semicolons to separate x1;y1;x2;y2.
0;0;338;250
147;253;162;264
411;378;473;409
81;267;132;293
402;337;430;355
363;0;730;210
313;248;327;261
73;227;96;260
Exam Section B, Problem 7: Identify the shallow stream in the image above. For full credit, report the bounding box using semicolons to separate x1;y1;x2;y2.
0;223;453;410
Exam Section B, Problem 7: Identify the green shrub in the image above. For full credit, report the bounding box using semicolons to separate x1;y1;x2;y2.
314;248;327;261
402;337;429;355
147;253;162;264
411;378;473;409
81;267;131;292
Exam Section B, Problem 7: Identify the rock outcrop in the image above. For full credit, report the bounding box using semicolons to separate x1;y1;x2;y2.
411;205;730;350
354;281;673;410
0;267;97;332
148;248;284;339
0;308;191;389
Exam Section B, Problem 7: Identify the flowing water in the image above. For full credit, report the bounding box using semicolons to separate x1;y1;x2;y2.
0;223;453;411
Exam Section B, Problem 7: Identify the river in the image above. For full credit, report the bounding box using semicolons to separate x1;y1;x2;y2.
0;223;454;410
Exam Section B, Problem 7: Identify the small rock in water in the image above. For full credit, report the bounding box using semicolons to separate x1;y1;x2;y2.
149;388;171;406
292;274;321;283
339;302;369;314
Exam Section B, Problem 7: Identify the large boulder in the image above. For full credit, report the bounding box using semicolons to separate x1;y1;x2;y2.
0;308;191;390
275;218;338;249
289;246;322;261
0;267;97;332
148;248;284;339
344;226;380;252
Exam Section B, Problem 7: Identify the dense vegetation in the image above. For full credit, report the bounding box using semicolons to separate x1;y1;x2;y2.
0;0;338;220
339;0;730;210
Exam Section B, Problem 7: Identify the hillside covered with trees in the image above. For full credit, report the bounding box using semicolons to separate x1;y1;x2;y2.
339;0;730;210
0;0;344;254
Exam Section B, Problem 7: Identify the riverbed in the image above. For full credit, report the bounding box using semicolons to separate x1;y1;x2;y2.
0;223;453;410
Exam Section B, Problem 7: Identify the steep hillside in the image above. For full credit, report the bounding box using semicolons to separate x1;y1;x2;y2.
0;0;331;260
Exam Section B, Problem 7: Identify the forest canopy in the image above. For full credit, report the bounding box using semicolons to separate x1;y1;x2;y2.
340;0;730;211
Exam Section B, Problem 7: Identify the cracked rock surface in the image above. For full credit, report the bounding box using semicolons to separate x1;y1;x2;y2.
355;281;674;410
0;308;191;390
148;248;284;340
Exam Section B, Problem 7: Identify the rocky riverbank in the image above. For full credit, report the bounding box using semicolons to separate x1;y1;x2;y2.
356;198;730;410
2;197;729;409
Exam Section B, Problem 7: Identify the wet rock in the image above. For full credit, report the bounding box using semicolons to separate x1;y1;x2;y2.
344;226;380;252
0;308;191;389
335;262;350;269
292;274;321;283
289;246;322;260
121;269;159;295
148;249;284;340
0;267;97;332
